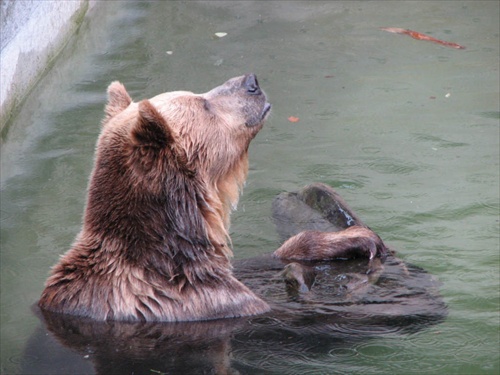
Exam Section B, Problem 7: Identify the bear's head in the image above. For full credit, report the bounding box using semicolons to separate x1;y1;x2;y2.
84;74;270;267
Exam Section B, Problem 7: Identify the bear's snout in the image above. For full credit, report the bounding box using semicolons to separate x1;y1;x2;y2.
205;74;271;128
244;73;261;95
241;73;271;127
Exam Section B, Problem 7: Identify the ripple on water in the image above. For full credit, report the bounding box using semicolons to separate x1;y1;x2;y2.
298;163;367;189
233;334;335;375
370;191;394;200
361;146;381;154
389;320;499;374
248;349;346;375
387;357;449;374
8;354;40;367
364;158;425;175
374;81;413;93
325;320;407;337
477;111;500;119
466;172;499;187
314;110;339;121
411;133;469;148
428;200;499;221
327;346;358;360
355;341;400;360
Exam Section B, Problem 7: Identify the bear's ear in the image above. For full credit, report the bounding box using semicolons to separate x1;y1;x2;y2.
104;81;132;123
131;99;174;148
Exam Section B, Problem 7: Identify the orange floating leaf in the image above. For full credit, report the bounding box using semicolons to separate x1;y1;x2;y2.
380;27;465;49
288;116;300;123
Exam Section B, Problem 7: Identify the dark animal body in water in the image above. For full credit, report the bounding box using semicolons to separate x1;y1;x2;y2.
31;183;447;375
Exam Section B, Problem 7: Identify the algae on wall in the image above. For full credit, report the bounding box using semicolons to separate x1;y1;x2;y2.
0;0;95;133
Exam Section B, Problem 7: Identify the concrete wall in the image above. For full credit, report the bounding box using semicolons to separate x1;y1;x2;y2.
0;0;96;131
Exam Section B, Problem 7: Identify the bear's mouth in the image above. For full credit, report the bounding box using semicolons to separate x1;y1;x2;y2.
245;102;271;128
262;102;272;120
244;74;271;127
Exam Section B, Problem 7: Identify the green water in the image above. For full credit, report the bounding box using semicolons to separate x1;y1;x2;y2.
1;1;498;374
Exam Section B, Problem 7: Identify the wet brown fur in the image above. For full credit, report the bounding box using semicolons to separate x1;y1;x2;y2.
39;76;270;321
274;226;387;261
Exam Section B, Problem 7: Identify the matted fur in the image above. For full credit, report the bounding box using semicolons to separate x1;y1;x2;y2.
39;75;271;321
274;226;387;261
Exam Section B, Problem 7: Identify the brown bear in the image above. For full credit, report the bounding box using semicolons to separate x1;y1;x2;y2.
39;74;272;321
39;74;385;322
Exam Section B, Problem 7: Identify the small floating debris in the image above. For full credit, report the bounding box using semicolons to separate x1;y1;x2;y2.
288;116;300;123
166;51;173;55
445;93;451;98
214;32;227;38
380;27;465;49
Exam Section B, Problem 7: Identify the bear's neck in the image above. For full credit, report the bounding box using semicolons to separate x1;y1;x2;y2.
209;153;249;237
82;172;233;281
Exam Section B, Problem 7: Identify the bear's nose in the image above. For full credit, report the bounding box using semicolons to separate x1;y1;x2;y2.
244;74;261;95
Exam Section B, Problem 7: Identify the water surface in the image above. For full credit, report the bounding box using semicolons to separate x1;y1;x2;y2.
1;1;499;374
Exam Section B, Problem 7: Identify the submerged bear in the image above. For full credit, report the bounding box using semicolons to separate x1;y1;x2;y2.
39;75;444;328
34;75;447;373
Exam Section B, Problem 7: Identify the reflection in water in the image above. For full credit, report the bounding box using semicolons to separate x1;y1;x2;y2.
28;256;445;375
30;310;241;375
25;184;446;375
